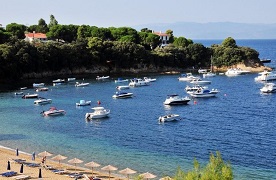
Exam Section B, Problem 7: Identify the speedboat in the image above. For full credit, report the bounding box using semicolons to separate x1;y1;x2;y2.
35;87;49;92
255;71;276;81
22;93;38;99
116;85;130;90
159;114;181;122
178;73;200;81
67;77;76;82
190;79;211;85
20;87;27;90
75;82;89;87
185;85;208;94
225;68;250;76
163;94;191;105
190;88;219;98
114;78;129;83
42;107;66;116
260;83;276;93
260;58;271;63
96;76;110;80
203;72;216;78
198;69;207;74
52;79;65;83
33;83;45;88
112;92;133;98
129;78;149;87
76;100;91;106
144;77;157;82
85;106;110;119
14;92;24;95
34;98;52;105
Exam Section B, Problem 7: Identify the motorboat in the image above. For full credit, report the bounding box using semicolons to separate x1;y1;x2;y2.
67;77;76;82
22;93;38;99
178;73;200;81
225;68;250;76
42;107;66;116
163;94;191;105
116;85;130;90
190;79;211;85
35;87;49;92
260;58;271;63
85;106;110;119
33;83;45;88
34;98;52;105
185;85;208;94
260;83;276;93
190;88;219;98
112;92;133;98
76;100;91;106
52;79;65;83
254;71;276;81
198;69;208;74
144;77;157;82
114;78;129;83
20;87;27;90
159;114;181;122
96;76;110;80
14;92;24;95
203;72;216;78
129;78;149;87
75;82;89;87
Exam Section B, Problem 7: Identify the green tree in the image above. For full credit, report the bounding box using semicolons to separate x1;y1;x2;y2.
173;37;193;48
0;28;12;43
222;37;237;48
48;14;58;29
77;25;91;39
166;29;174;43
5;23;27;39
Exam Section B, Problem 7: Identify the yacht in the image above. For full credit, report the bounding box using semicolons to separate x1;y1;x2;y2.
112;92;133;98
159;114;181;122
42;107;66;116
34;98;52;105
129;78;149;87
190;88;219;98
225;68;250;76
85;107;110;119
163;94;191;105
255;71;276;81
260;83;276;93
190;79;211;85
178;73;200;81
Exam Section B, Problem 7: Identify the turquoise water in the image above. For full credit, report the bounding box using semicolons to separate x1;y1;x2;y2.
1;40;276;179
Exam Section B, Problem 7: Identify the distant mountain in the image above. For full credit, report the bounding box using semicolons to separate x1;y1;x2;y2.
133;22;276;39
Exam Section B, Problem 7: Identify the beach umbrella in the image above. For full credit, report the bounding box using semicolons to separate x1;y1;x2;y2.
140;172;156;180
16;148;19;156
101;165;118;180
38;168;42;178
51;154;67;166
84;161;101;175
68;158;83;172
32;152;36;161
7;161;11;170
119;167;137;180
38;151;53;157
20;164;24;173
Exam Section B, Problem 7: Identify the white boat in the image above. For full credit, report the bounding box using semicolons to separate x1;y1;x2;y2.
116;85;130;90
159;114;181;122
203;72;216;78
33;83;45;88
14;92;24;95
260;58;271;63
75;82;89;87
190;88;219;98
34;98;52;105
22;93;38;99
85;106;110;119
129;78;149;87
163;94;191;105
76;100;91;106
254;71;276;81
42;107;66;116
198;69;208;74
35;87;49;92
96;76;110;80
225;68;250;76
178;73;200;81
114;78;129;83
52;79;65;83
185;85;208;94
20;87;27;90
67;77;76;82
260;83;276;93
112;92;133;98
144;77;156;82
190;79;211;85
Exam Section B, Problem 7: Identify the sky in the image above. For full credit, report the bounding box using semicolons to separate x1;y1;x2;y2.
1;0;276;28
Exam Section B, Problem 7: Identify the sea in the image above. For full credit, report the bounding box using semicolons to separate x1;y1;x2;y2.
0;39;276;180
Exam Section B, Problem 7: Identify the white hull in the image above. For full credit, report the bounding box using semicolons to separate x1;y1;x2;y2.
190;89;219;98
96;76;110;80
255;71;276;81
85;107;110;119
42;108;66;116
34;99;52;105
33;83;45;88
75;82;89;87
76;100;91;106
22;94;38;99
129;78;149;87
115;79;129;83
163;95;190;105
159;114;181;122
260;83;276;93
116;85;130;90
112;92;133;98
225;68;250;76
190;79;211;85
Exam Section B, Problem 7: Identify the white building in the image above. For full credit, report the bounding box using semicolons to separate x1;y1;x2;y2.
25;32;47;42
152;31;170;47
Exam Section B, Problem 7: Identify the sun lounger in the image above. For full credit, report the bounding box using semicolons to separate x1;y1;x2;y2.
12;174;31;180
12;159;26;164
1;171;17;177
26;163;40;167
67;173;83;179
53;169;67;174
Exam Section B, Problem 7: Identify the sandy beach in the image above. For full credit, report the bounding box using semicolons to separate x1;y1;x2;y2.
0;146;125;180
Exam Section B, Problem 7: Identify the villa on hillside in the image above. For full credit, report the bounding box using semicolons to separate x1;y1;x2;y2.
152;31;170;47
25;32;47;42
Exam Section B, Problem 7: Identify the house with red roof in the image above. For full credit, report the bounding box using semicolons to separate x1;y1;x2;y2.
152;31;170;47
25;32;47;42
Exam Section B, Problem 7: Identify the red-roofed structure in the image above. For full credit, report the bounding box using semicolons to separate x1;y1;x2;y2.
153;31;170;47
25;32;47;42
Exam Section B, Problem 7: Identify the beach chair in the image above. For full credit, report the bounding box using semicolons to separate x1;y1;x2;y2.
12;174;31;180
1;171;17;177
